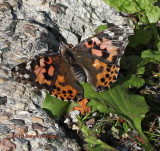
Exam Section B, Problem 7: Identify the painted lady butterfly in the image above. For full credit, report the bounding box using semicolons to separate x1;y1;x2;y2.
12;25;134;101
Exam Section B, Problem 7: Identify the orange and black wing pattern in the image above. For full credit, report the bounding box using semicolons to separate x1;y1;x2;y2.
12;54;83;101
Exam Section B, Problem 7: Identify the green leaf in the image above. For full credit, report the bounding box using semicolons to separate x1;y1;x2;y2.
123;122;129;134
82;82;150;147
137;67;145;75
129;29;152;47
42;92;78;117
103;0;160;23
141;49;160;60
103;0;139;13
127;75;145;88
96;25;108;32
81;124;117;151
88;99;111;113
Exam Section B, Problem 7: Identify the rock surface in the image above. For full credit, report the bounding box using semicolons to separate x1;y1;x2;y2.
0;0;132;150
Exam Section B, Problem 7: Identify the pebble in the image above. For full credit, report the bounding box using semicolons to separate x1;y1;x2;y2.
61;30;79;46
22;141;30;151
0;78;6;83
0;96;7;105
10;119;25;126
0;139;16;151
15;126;28;134
13;86;25;99
69;110;80;123
31;117;44;124
27;130;37;136
32;123;47;132
14;102;26;110
43;144;57;151
0;113;9;120
0;126;9;135
0;2;11;11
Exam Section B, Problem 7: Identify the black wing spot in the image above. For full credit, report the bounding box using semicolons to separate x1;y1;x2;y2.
60;97;64;101
107;68;110;72
67;97;71;101
94;45;100;49
57;87;60;91
108;64;112;68
97;86;103;92
100;78;105;83
113;76;117;80
105;82;108;85
87;40;93;45
102;52;109;59
68;90;73;94
62;90;66;94
44;57;49;62
105;74;109;78
112;56;117;62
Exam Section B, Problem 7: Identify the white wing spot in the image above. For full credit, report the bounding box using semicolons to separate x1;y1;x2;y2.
26;62;31;70
108;32;115;37
118;36;124;41
15;66;19;70
24;74;29;78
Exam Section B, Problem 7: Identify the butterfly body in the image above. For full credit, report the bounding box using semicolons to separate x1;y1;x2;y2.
12;25;134;101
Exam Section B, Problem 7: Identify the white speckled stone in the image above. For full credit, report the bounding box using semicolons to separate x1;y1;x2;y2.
0;0;133;150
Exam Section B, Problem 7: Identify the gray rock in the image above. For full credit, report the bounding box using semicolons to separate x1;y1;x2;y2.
0;0;133;150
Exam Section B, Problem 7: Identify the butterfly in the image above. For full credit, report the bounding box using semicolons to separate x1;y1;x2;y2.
11;25;134;101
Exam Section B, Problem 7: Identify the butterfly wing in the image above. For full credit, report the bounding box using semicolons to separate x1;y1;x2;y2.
72;25;134;92
11;54;83;101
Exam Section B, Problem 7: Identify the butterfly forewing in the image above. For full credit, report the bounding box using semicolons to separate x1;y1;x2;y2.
12;54;83;101
72;25;134;92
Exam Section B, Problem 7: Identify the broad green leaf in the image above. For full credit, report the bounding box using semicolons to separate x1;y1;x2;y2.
103;0;160;23
82;82;150;147
127;75;145;88
129;29;152;47
88;99;111;113
103;0;139;13
141;49;160;60
42;92;78;117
